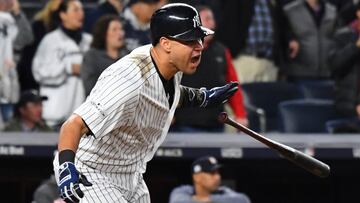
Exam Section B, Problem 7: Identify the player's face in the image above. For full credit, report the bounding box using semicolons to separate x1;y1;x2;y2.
106;20;125;49
168;38;204;74
195;170;221;192
60;1;84;30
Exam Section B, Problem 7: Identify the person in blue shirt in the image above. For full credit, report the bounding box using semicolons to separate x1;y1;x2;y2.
169;156;251;203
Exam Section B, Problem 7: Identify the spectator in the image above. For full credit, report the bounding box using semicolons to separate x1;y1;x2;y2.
173;5;248;132
33;175;65;203
10;0;34;63
327;2;360;133
167;0;221;23
81;14;129;96
83;0;124;33
33;0;62;32
32;0;92;129
169;156;251;203
283;0;337;83
4;89;52;132
17;0;62;92
216;0;287;84
122;0;161;51
0;0;20;123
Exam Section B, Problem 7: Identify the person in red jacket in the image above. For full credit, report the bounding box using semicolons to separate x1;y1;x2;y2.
173;5;248;132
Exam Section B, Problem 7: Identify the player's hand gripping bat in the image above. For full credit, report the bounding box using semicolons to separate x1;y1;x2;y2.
218;112;330;178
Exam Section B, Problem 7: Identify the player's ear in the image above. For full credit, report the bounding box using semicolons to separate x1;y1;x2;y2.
159;37;171;53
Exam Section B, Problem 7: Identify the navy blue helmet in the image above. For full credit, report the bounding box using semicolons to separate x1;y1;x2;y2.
150;3;214;45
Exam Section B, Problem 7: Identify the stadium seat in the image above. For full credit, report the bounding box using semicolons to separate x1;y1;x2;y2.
326;118;360;133
279;99;338;133
299;80;335;100
241;82;302;132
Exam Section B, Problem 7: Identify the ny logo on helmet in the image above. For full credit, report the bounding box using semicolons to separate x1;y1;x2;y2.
193;15;200;28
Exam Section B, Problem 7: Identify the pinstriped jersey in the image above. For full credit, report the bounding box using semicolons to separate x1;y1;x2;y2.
74;44;182;174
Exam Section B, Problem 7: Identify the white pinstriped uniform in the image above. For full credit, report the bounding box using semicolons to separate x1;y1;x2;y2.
54;44;182;202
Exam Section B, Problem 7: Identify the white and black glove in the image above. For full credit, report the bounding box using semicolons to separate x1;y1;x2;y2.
200;82;239;108
57;150;92;203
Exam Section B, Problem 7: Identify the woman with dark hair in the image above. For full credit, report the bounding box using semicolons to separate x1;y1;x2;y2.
32;0;92;129
81;14;129;96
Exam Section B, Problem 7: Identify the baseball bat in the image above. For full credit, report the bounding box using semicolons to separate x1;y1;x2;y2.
218;112;330;178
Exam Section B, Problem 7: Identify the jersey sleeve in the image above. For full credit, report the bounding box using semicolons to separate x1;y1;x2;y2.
74;67;140;138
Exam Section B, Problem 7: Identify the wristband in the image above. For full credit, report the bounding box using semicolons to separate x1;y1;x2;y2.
59;149;75;165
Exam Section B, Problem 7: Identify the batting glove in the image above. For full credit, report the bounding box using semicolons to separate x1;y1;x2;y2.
200;82;239;108
58;162;92;203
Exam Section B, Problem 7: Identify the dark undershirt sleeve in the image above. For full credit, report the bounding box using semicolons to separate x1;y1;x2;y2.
178;85;205;108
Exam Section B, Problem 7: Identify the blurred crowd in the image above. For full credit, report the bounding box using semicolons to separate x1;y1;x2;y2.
1;0;360;134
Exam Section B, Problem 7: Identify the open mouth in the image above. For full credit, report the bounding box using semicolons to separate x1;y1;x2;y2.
191;55;201;63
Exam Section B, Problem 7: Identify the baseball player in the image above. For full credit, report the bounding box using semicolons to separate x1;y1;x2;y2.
54;3;240;203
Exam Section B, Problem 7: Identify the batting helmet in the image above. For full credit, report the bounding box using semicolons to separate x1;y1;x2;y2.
150;3;214;45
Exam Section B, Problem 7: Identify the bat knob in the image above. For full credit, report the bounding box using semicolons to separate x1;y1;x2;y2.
218;112;228;123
